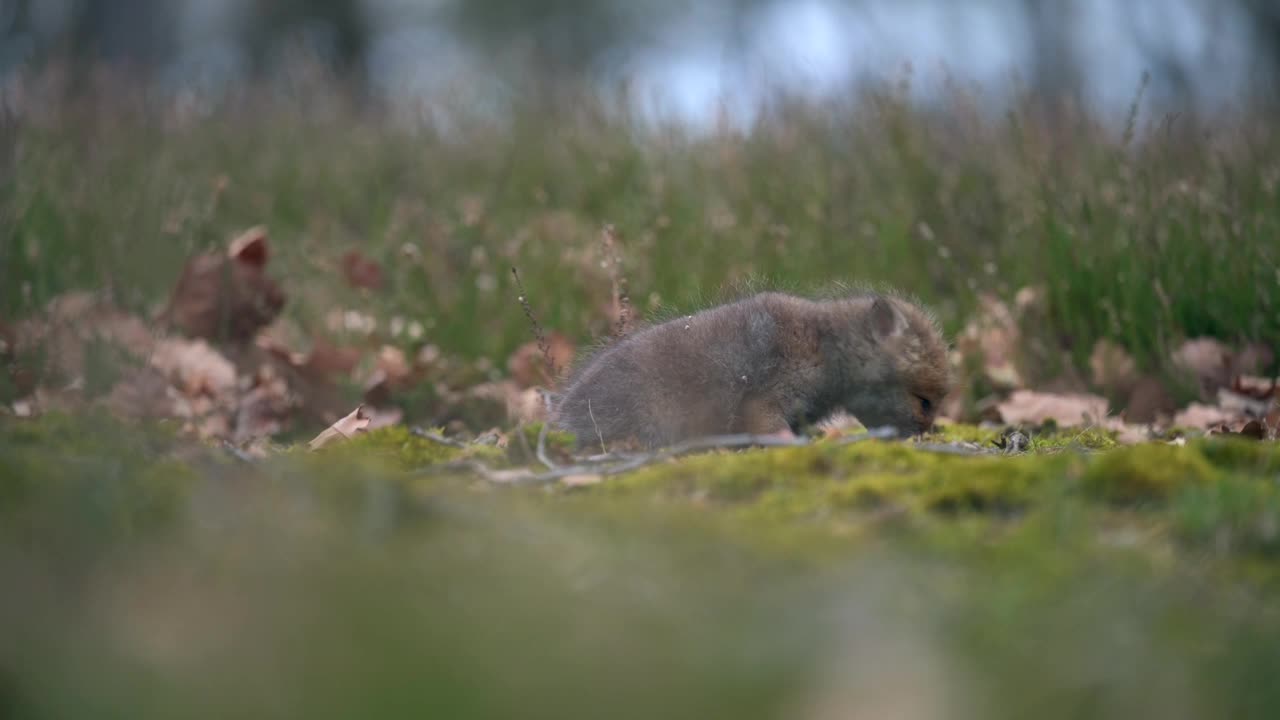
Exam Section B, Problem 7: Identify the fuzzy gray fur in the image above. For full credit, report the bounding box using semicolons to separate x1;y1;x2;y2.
551;291;951;450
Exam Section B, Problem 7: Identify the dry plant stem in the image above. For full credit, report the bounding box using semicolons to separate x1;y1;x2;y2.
535;419;557;470
410;426;469;448
511;266;557;378
587;398;606;455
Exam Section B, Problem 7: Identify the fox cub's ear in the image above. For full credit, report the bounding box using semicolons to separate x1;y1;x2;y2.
868;296;906;341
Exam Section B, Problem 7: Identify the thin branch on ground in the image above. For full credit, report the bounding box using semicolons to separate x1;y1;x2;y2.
221;440;257;464
535;390;558;470
410;426;469;448
587;398;606;455
535;419;557;470
414;426;907;486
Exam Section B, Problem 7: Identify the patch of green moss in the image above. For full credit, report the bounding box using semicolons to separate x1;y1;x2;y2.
0;410;181;458
1172;474;1280;557
920;455;1068;515
1030;426;1119;452
600;440;1069;529
927;423;1002;447
923;424;1118;453
319;426;504;470
1195;437;1280;474
117;459;198;532
1080;444;1218;505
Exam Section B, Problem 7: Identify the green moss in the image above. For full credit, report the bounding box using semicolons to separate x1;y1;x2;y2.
1195;437;1280;474
1172;474;1280;557
597;440;1072;531
920;456;1067;515
1030;426;1119;452
117;459;198;532
1081;444;1219;505
923;424;1119;453
927;423;1003;447
0;410;181;458
319;426;504;470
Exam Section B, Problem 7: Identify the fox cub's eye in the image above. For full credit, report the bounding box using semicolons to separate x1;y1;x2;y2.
916;395;932;413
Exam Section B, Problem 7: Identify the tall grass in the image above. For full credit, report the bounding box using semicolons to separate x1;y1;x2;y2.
4;72;1278;379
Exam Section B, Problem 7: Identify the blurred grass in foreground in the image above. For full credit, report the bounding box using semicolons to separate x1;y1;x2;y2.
3;414;1280;718
3;73;1278;383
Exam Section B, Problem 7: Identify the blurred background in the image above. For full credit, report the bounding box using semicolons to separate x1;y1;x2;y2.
2;0;1278;125
3;0;1279;431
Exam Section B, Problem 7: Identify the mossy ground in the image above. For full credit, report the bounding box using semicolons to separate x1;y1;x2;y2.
4;414;1280;718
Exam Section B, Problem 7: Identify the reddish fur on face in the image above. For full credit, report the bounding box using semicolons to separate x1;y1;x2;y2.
552;290;952;450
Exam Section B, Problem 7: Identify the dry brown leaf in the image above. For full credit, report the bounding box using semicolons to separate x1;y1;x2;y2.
308;405;372;450
340;250;384;291
1173;403;1239;430
1171;338;1233;397
1230;375;1278;399
1106;421;1151;446
956;293;1023;390
508;387;549;425
362;345;419;407
150;338;237;398
1089;339;1138;395
299;339;362;381
995;390;1109;427
376;345;411;384
1204;416;1273;440
1238;419;1267;440
560;474;603;487
1217;387;1272;418
507;331;576;388
1013;285;1046;314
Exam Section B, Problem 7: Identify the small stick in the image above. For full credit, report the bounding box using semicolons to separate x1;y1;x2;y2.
535;422;557;470
410;426;469;448
221;440;257;464
587;398;606;455
511;266;557;379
